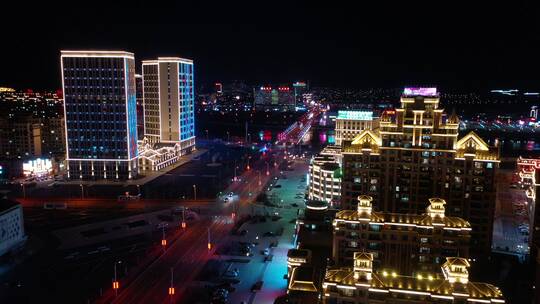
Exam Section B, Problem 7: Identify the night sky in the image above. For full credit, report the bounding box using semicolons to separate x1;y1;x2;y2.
1;1;538;92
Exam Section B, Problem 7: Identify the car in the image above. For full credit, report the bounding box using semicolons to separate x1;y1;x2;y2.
228;192;234;197
251;281;263;292
274;184;282;188
291;203;299;207
224;269;239;278
223;197;229;202
264;254;273;262
261;248;270;256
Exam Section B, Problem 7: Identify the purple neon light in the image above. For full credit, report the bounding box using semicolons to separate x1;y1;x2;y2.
403;87;437;96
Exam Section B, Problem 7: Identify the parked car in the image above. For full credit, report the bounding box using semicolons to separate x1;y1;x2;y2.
224;269;239;278
251;281;263;292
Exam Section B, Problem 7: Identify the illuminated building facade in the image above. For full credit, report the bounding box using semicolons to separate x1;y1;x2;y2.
308;154;342;206
293;81;308;109
254;85;295;112
340;88;499;255
322;252;504;304
335;110;379;146
516;157;540;303
135;74;144;140
142;57;196;155
333;196;470;275
61;50;138;180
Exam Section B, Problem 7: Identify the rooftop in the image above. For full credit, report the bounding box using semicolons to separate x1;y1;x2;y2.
324;267;503;302
337;110;373;121
335;209;471;230
0;199;20;215
60;50;134;59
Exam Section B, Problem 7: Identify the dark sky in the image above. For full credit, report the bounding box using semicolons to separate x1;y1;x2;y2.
1;1;539;92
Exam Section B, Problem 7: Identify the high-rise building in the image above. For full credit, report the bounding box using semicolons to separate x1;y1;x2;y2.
254;85;295;112
293;81;308;108
333;195;470;275
135;74;144;140
308;153;342;205
322;252;504;304
340;88;499;255
335;110;379;146
61;50;138;180
142;57;196;154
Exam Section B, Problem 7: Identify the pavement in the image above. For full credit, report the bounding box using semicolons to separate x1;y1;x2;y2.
227;158;308;304
55;148;209;186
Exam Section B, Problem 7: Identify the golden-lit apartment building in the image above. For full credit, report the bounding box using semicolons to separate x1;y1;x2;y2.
333;195;470;275
322;252;505;304
340;88;499;255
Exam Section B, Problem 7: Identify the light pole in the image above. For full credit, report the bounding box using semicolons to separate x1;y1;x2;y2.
226;131;230;142
246;156;251;170
258;171;261;186
193;184;197;200
205;129;209;141
113;260;121;296
80;184;84;199
161;226;167;248
20;183;26;199
168;267;175;302
233;159;238;182
136;185;140;196
207;227;212;250
181;208;186;229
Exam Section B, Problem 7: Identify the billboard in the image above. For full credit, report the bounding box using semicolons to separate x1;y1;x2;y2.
23;158;52;176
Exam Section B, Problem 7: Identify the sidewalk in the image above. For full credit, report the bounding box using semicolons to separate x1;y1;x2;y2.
57;148;207;186
223;159;307;304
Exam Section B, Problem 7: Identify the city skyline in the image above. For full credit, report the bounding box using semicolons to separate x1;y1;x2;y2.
1;2;539;91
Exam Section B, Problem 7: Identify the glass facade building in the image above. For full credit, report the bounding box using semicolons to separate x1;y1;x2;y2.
61;50;138;180
142;57;195;154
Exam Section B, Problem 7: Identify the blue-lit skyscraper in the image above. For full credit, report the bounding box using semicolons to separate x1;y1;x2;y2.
61;50;138;180
142;57;195;154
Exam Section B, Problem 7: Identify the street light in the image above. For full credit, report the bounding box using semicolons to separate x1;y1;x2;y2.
247;156;251;170
113;260;122;296
193;184;197;200
233;160;237;182
207;228;212;250
168;267;175;302
258;171;261;186
161;226;167;247
266;162;270;176
136;184;140;196
181;208;186;229
20;183;26;199
80;184;84;199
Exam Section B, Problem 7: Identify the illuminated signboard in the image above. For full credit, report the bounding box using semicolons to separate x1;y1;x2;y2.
403;87;438;96
337;111;373;121
23;158;52;176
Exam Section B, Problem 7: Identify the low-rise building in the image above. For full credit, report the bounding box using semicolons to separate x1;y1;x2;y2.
333;196;470;275
323;252;505;304
0;200;26;256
